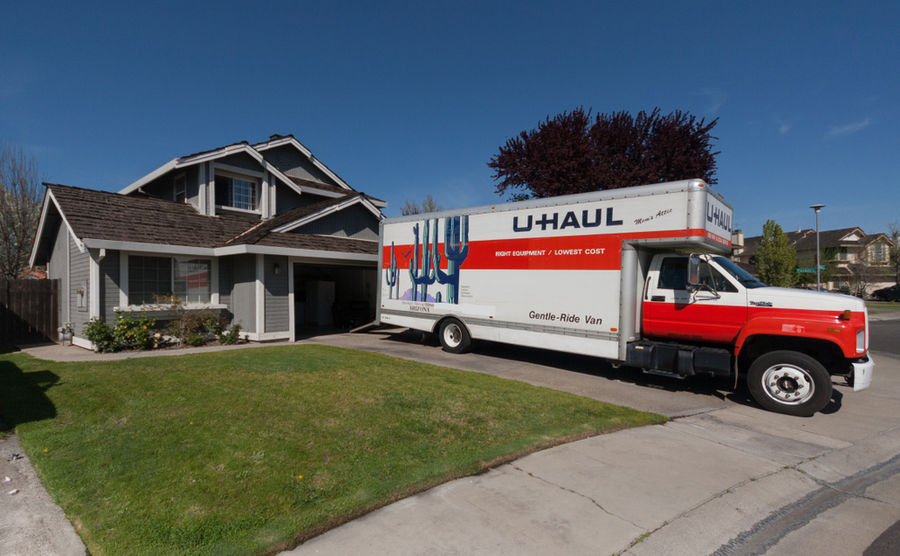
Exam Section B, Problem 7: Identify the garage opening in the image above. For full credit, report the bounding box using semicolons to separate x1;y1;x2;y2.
293;263;376;338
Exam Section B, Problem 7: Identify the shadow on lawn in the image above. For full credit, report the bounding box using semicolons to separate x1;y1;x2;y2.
374;328;847;415
0;360;58;429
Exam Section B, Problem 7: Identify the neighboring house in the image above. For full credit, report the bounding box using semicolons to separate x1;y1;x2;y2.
732;227;896;295
19;268;47;280
29;134;386;348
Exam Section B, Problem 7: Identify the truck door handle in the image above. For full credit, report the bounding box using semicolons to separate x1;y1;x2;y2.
651;296;665;302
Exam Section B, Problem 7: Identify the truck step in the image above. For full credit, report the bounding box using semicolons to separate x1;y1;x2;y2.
627;341;731;377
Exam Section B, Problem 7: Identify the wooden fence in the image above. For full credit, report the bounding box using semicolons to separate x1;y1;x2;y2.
0;277;59;347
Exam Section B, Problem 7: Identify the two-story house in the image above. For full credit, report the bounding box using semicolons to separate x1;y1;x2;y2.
29;134;385;349
732;227;895;295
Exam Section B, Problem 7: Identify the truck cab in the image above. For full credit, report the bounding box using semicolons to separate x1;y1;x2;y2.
639;253;874;415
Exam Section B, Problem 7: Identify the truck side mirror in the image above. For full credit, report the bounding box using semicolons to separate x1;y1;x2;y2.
687;254;701;289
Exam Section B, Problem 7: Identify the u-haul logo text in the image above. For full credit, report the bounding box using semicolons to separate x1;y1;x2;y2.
707;201;732;233
513;208;623;232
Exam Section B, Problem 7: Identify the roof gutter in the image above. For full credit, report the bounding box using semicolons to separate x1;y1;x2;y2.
81;238;378;262
118;159;178;195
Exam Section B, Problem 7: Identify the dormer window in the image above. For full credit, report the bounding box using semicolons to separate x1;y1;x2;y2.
174;174;187;203
215;172;259;212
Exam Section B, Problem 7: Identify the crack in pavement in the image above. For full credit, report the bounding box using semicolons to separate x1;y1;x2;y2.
509;464;644;531
709;450;900;556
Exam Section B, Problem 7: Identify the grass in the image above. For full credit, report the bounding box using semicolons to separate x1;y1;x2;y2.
866;300;900;313
0;345;664;556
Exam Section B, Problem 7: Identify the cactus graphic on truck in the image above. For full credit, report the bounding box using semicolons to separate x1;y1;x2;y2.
400;216;469;303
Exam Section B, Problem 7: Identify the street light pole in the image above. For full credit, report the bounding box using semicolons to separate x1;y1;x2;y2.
810;204;825;291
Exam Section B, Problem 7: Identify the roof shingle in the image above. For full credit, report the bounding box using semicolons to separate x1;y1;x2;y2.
44;183;379;256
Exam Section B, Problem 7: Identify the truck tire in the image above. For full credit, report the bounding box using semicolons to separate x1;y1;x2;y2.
439;318;472;354
747;351;832;416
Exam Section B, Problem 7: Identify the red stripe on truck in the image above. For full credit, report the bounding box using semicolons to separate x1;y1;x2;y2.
384;228;712;271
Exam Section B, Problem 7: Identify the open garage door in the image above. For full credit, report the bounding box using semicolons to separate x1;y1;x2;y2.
293;262;376;335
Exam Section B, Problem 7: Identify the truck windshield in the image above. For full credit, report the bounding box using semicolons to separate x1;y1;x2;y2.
712;257;767;289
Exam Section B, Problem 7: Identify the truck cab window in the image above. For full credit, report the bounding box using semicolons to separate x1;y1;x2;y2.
658;257;736;292
658;258;687;290
700;262;737;293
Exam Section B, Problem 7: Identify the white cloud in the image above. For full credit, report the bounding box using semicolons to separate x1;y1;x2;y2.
827;118;871;137
773;118;791;135
694;88;728;115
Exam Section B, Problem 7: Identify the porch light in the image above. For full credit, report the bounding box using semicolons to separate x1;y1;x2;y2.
274;263;281;275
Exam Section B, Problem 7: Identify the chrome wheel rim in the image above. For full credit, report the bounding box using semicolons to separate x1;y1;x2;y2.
761;364;814;405
443;323;462;348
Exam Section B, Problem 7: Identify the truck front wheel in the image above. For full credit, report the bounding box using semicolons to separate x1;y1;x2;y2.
747;351;832;416
439;318;472;354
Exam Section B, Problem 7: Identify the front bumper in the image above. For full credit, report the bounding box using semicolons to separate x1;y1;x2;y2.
852;355;874;392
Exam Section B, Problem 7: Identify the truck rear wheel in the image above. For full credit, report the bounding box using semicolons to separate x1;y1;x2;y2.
747;351;832;416
439;318;472;354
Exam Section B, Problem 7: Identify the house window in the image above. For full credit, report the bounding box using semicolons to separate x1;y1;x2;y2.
128;256;212;306
174;174;187;204
215;173;259;211
128;256;172;305
870;242;889;264
174;259;211;303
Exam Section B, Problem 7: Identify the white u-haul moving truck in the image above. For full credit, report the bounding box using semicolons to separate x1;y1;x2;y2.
377;180;873;416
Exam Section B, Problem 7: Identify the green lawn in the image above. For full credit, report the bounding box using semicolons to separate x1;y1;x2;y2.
867;300;900;313
0;345;664;556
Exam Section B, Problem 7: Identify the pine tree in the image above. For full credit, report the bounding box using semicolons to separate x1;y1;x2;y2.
754;220;797;287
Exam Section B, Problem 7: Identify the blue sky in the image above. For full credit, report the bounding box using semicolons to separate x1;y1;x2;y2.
2;1;898;237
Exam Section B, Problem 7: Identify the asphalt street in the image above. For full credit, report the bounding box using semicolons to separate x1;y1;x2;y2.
870;319;900;355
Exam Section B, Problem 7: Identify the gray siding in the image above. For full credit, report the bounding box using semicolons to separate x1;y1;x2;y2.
218;256;234;322
186;166;201;211
264;145;332;184
264;255;289;332
141;166;199;204
70;236;90;336
231;254;256;333
294;204;379;240
275;183;319;213
218;153;263;172
48;221;68;327
100;250;120;323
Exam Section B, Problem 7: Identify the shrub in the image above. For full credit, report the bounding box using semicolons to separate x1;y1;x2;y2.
113;313;157;351
217;323;243;345
85;314;158;352
83;318;118;353
152;294;216;346
185;335;206;347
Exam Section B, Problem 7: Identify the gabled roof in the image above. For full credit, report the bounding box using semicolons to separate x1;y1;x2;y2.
741;227;893;258
119;141;309;201
252;134;353;192
30;183;379;266
47;183;250;247
116;134;388;208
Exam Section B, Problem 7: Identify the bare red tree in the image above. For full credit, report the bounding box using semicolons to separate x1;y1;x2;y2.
0;143;43;278
489;107;719;200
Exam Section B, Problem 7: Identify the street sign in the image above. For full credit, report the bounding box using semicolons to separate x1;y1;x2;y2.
796;266;826;273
